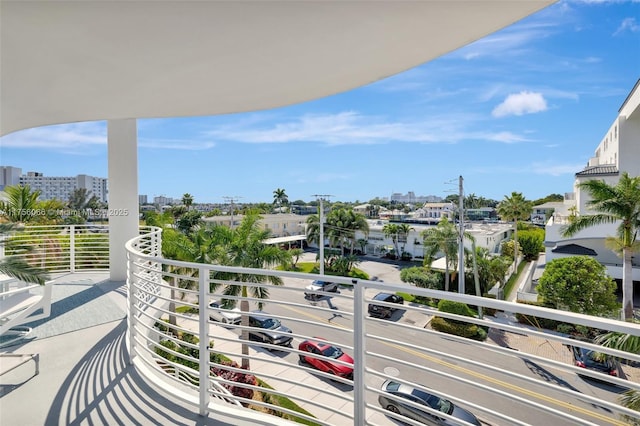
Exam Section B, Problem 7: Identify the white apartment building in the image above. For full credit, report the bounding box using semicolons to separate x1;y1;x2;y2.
0;166;108;203
203;213;307;241
413;202;455;222
545;79;640;282
352;220;513;259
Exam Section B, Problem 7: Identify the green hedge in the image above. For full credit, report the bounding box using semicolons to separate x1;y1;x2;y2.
430;317;487;341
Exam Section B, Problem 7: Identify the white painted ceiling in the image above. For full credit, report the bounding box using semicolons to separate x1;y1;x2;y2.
0;0;555;136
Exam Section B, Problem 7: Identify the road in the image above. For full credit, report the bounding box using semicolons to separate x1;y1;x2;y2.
220;256;630;425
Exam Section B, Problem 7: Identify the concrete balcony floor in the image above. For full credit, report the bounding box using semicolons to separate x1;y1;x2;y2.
0;273;258;426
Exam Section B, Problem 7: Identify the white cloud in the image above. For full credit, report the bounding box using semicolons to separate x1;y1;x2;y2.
492;92;548;117
0;122;106;149
614;17;640;35
204;111;533;146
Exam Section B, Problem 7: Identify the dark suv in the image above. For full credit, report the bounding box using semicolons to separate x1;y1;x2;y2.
368;292;404;319
247;311;293;347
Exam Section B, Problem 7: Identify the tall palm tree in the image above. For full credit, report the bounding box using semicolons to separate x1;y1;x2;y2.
397;223;414;255
562;172;640;321
382;223;400;257
0;184;41;223
181;193;194;210
497;192;532;271
272;188;288;213
421;218;458;291
214;214;292;369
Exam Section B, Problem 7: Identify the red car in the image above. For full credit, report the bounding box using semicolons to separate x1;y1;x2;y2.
298;338;354;379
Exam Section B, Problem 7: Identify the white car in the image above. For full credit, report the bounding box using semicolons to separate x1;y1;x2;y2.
304;280;339;300
208;300;241;325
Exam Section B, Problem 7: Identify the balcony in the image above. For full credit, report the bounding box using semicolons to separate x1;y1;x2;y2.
2;225;640;425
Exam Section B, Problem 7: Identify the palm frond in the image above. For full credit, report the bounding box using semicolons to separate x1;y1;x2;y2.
0;256;49;285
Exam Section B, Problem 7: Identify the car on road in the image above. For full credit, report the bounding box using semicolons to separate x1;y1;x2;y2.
368;292;404;319
378;380;481;426
298;338;354;379
247;311;293;347
304;280;339;300
208;300;241;325
570;345;618;378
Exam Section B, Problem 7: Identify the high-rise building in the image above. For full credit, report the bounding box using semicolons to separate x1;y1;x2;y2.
0;166;108;203
0;166;22;190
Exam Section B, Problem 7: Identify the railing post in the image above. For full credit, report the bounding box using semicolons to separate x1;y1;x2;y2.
126;249;136;365
353;279;366;425
198;267;208;417
69;225;75;272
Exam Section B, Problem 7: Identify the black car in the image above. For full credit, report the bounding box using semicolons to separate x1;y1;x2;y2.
247;311;293;347
379;380;481;426
368;292;404;319
570;345;618;378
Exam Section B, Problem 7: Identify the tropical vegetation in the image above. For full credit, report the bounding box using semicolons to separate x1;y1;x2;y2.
561;172;640;321
497;192;533;271
536;256;619;317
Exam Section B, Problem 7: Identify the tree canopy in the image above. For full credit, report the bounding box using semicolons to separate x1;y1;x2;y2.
537;256;619;317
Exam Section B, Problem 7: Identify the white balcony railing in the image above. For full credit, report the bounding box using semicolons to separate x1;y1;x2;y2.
125;227;640;426
5;224;639;425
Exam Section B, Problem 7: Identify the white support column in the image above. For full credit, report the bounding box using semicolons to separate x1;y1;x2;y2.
108;119;139;281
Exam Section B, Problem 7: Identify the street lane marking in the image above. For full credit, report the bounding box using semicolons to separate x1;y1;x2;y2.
282;304;625;426
384;342;626;426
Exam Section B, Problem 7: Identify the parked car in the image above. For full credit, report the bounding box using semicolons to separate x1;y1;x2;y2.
304;280;339;300
570;345;618;378
247;311;293;347
368;292;404;319
208;300;241;325
298;338;354;379
378;380;481;426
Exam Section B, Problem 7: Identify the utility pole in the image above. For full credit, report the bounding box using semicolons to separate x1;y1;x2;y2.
222;196;242;229
458;176;465;295
312;194;331;275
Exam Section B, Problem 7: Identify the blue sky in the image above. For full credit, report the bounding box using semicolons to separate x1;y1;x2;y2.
1;0;639;205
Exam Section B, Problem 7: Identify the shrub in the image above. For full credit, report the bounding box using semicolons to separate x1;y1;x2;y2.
211;360;257;402
437;299;475;318
430;317;486;340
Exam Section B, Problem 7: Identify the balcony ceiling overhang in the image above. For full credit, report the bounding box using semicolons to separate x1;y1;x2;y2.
0;0;555;136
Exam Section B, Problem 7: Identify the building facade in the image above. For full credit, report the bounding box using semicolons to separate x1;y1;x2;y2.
545;79;640;282
0;166;108;203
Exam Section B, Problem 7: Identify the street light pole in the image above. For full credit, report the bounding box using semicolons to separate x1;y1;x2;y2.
223;196;242;230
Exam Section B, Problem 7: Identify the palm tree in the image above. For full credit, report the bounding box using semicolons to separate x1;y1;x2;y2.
382;223;400;257
561;172;640;321
497;192;532;271
397;223;414;255
305;213;321;247
181;193;194;210
325;208;369;255
214;214;292;369
595;330;640;421
272;188;288;213
0;223;49;285
421;218;458;291
0;184;41;223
